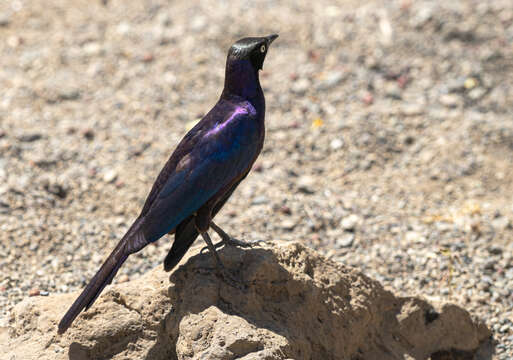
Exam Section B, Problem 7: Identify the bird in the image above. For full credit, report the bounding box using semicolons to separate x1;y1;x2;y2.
57;34;278;334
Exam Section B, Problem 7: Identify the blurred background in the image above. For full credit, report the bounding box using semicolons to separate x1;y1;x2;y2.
1;0;512;354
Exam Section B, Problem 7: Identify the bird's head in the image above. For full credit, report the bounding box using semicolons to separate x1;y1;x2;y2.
227;34;279;71
223;34;278;99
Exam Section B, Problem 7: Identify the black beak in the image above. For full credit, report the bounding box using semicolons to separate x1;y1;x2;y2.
266;34;279;45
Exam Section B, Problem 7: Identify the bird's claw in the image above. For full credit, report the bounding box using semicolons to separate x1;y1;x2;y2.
200;238;265;255
200;240;223;254
222;237;253;248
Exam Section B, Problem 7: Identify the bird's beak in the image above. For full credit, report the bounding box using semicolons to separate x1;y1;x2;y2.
260;34;278;70
266;34;279;45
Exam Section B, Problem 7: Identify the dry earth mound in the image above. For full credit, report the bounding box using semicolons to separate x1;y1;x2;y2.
2;242;490;360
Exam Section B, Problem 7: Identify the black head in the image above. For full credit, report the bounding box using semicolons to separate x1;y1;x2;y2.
228;34;279;70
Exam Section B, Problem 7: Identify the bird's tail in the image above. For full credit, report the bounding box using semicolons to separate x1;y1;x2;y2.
163;216;199;272
57;229;144;334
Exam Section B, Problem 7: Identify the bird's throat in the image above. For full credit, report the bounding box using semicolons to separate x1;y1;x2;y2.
222;59;263;103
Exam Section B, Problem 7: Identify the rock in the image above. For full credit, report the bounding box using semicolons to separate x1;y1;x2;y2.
43;181;68;199
278;205;291;215
446;77;466;93
190;15;207;32
385;83;402;99
336;233;354;248
315;71;345;91
330;138;344;150
400;103;424;116
251;195;268;205
17;133;42;142
492;216;510;231
82;42;102;56
291;78;310;95
464;77;478;90
103;169;118;183
296;176;315;194
2;242;490;360
487;246;503;255
439;94;461;108
280;219;296;231
57;87;81;101
81;128;95;140
116;22;131;35
405;231;426;244
468;87;486;101
37;71;81;103
0;15;9;27
341;214;360;231
362;92;374;105
410;5;433;28
157;12;172;27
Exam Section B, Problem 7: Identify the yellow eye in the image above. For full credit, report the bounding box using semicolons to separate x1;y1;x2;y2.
260;45;266;53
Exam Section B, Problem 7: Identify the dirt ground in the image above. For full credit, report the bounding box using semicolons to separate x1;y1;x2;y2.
1;0;512;357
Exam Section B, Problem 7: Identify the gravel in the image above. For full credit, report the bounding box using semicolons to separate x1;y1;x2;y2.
1;0;513;356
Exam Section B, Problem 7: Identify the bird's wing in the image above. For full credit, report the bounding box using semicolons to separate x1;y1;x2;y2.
138;120;205;218
163;175;247;272
58;101;260;333
128;100;261;253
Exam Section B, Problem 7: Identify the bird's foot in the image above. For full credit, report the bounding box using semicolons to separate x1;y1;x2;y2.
222;236;254;248
200;240;223;254
200;238;265;254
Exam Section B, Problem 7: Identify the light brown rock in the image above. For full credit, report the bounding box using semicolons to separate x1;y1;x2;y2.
2;242;491;360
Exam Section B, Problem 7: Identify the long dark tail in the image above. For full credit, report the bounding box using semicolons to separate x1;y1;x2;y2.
163;216;198;272
58;229;145;334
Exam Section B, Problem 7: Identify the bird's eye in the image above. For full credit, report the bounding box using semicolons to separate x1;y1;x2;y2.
260;45;266;53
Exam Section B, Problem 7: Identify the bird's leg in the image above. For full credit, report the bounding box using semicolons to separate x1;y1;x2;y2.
200;222;264;255
199;231;242;288
199;231;224;269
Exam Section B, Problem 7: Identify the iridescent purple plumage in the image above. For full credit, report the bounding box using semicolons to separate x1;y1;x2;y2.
205;102;256;137
58;34;278;334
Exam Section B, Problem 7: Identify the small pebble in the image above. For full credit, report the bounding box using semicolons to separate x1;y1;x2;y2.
291;78;310;95
103;170;118;183
337;233;354;248
18;133;42;142
330;139;344;150
341;214;360;231
439;94;461;107
297;176;315;194
281;220;296;231
251;196;268;205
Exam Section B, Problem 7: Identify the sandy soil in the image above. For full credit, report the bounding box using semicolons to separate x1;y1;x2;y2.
1;0;512;357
